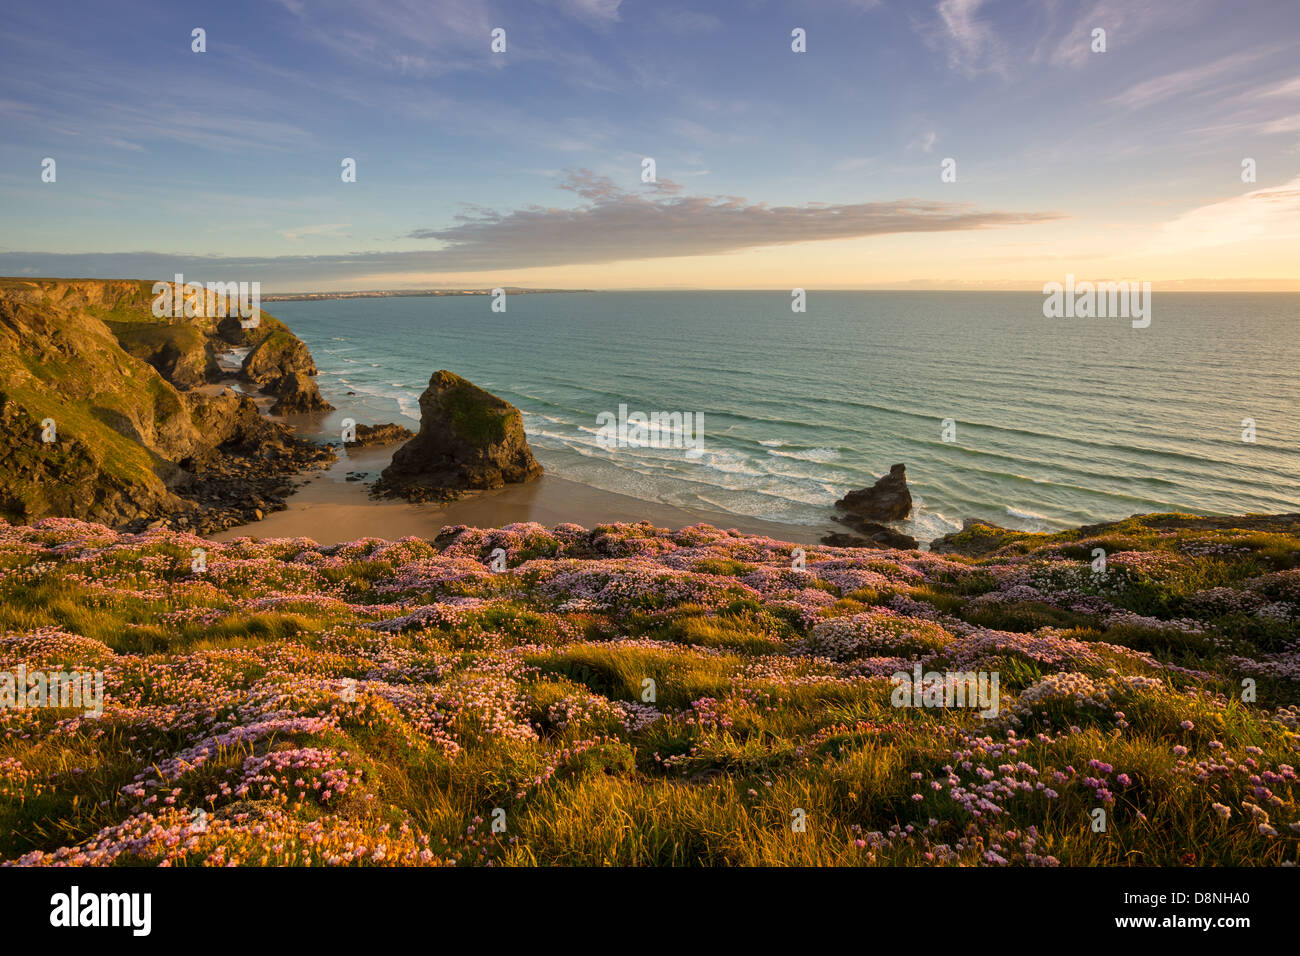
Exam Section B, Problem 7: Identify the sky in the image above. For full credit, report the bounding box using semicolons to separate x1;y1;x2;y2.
1;0;1299;291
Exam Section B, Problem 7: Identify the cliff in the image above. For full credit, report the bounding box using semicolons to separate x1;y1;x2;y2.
0;277;333;530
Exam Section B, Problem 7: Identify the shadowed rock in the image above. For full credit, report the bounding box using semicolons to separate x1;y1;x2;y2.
270;371;331;414
375;370;542;502
821;522;918;550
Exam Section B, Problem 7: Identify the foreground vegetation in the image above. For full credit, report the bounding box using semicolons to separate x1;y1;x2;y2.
1;513;1297;866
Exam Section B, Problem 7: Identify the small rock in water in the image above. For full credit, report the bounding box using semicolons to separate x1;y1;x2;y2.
834;463;913;521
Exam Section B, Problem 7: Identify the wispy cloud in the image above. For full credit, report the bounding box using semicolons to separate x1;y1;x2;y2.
1109;52;1268;110
1041;0;1174;69
275;0;493;78
1154;174;1300;253
279;223;352;241
1257;75;1300;98
557;0;623;27
927;0;1008;78
910;130;938;153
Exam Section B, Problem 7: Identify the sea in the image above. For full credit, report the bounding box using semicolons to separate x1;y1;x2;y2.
267;291;1300;541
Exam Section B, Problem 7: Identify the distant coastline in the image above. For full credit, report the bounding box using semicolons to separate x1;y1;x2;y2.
262;287;591;302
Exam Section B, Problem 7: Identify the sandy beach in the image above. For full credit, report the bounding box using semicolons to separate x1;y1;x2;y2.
208;442;838;546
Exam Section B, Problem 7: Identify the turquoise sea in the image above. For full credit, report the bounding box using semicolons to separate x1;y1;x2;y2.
268;291;1300;540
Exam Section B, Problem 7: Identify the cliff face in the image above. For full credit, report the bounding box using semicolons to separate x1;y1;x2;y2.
0;277;333;529
0;277;333;407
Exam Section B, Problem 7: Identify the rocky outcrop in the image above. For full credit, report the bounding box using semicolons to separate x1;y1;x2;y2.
375;370;542;502
821;523;918;550
242;330;333;413
835;464;912;522
346;422;415;447
216;314;260;346
929;519;1015;556
242;330;318;383
0;278;335;531
270;371;332;414
0;281;201;525
0;389;179;528
185;388;283;451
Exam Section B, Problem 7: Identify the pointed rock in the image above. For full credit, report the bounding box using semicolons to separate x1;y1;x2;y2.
834;463;912;522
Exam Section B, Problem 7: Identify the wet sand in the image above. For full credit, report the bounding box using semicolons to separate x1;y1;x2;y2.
208;443;838;546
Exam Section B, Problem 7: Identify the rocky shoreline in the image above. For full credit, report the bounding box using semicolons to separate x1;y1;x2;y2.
1;279;563;538
124;385;336;534
822;463;921;549
0;278;339;535
3;278;1287;549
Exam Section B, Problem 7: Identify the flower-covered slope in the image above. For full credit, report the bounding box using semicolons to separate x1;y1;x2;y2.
0;513;1297;866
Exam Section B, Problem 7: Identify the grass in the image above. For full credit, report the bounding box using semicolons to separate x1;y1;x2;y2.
441;375;510;445
0;514;1296;866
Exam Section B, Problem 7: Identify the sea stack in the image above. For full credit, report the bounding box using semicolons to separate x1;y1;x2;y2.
375;370;542;501
834;463;913;522
242;330;333;414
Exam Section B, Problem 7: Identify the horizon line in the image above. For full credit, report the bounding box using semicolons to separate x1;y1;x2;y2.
6;276;1300;295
